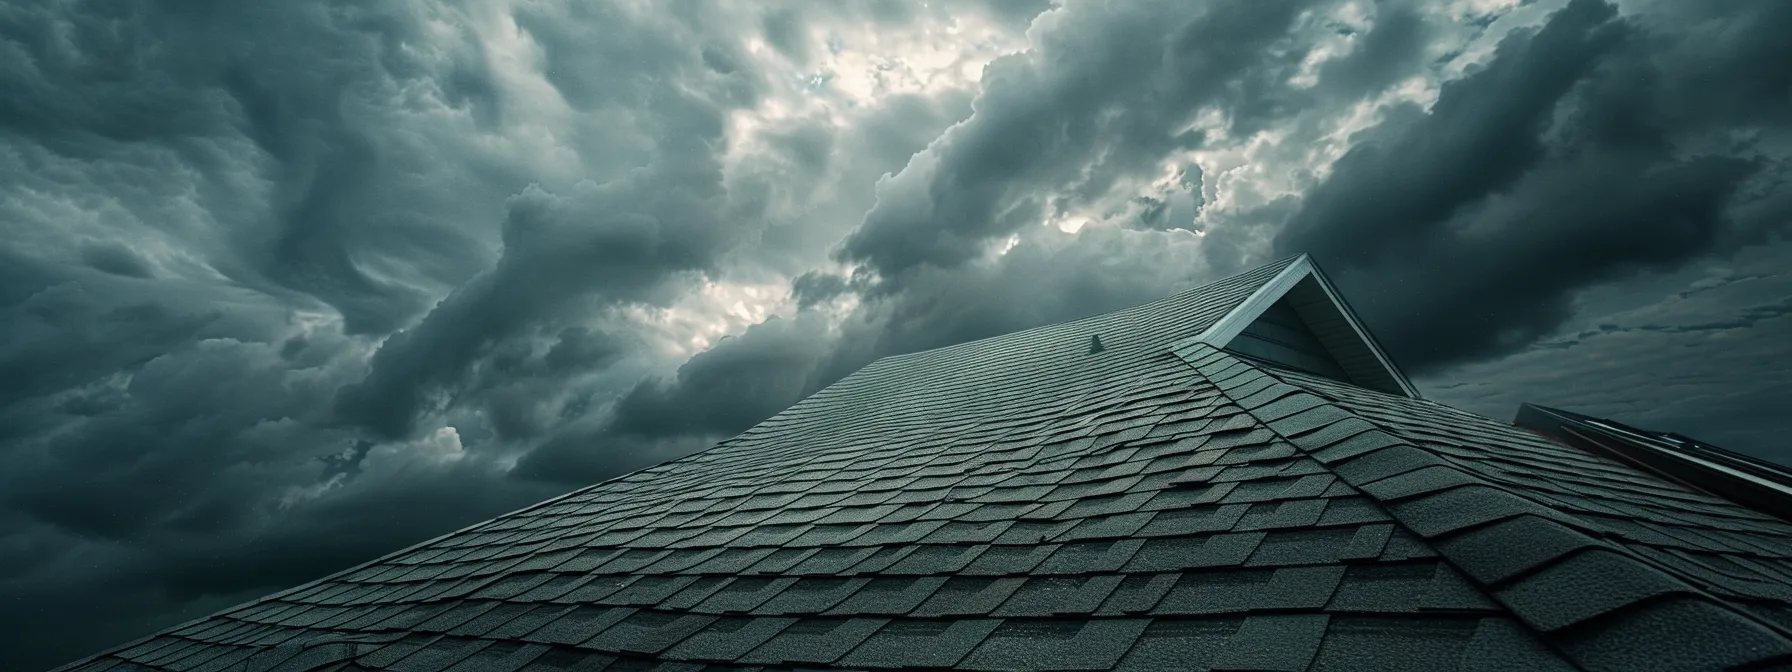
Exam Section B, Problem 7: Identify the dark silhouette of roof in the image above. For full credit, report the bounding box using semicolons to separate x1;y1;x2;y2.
53;256;1792;671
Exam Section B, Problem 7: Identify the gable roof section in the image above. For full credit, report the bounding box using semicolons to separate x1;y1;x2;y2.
1180;254;1420;399
1180;349;1792;670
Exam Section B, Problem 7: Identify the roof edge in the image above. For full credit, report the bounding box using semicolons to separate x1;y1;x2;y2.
1516;403;1792;522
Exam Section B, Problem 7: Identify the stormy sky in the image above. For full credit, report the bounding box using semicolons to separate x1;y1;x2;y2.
2;0;1788;668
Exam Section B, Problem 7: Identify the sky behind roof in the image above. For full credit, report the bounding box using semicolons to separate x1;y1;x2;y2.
1;0;1788;668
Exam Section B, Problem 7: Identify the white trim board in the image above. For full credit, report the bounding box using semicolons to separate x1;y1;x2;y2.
1179;254;1421;399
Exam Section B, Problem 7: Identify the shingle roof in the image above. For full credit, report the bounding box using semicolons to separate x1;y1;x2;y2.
54;256;1792;672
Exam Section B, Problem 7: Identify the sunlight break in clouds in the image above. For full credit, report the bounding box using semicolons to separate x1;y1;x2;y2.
664;5;1034;361
804;11;1020;107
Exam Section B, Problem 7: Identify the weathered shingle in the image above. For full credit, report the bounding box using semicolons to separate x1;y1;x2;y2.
957;619;1150;670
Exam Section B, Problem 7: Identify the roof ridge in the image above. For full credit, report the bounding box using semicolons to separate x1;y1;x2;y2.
1173;344;1792;670
870;255;1303;366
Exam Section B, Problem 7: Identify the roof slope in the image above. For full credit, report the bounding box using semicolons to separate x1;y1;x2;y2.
52;257;1792;672
1194;353;1792;670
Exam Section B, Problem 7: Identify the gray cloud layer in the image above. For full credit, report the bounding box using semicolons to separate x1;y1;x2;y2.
1278;0;1792;373
2;0;1789;669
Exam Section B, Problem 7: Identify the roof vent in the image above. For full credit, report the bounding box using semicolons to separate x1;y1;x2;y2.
1089;334;1106;354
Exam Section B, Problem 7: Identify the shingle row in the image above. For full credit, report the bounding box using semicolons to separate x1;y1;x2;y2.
92;611;1542;672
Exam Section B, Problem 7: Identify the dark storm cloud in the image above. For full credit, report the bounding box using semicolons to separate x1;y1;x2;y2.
1280;0;1630;267
832;0;1451;288
7;0;1791;670
0;251;219;410
334;0;784;441
966;0;1059;30
1;0;526;515
1274;0;1792;373
836;0;1317;284
1315;4;1431;98
1;452;559;671
732;90;979;282
0;2;526;335
337;106;740;439
79;241;156;279
1133;162;1206;232
1421;243;1792;465
0;0;792;668
0;325;562;668
790;270;852;309
610;315;834;438
513;312;838;482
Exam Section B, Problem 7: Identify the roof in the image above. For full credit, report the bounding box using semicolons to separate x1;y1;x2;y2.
1515;404;1792;522
54;256;1792;672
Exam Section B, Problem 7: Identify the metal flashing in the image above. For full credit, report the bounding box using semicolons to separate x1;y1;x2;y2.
1515;403;1792;521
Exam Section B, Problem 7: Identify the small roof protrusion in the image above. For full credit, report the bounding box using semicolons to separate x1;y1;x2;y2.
1089;334;1106;354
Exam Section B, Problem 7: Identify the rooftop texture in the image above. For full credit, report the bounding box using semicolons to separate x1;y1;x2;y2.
54;257;1792;672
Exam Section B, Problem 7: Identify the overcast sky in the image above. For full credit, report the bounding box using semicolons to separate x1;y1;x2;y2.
2;0;1788;668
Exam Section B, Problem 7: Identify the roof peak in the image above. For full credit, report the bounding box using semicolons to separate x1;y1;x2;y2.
1178;254;1420;399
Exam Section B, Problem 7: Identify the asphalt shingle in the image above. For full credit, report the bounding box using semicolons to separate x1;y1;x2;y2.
835;619;1002;669
737;618;887;666
1435;514;1605;585
957;619;1150;671
1211;614;1330;672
